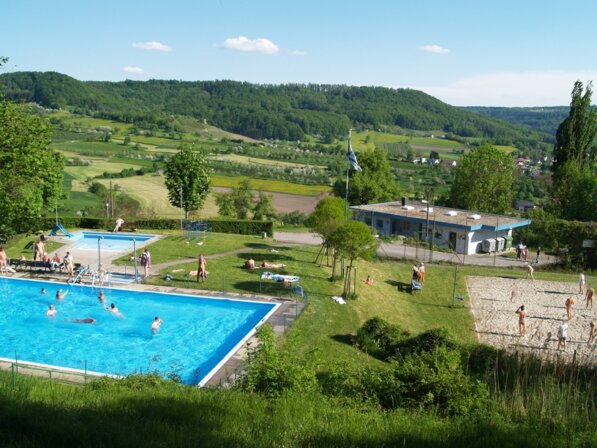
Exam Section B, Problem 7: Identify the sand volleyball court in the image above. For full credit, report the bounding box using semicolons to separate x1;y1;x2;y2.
467;276;596;365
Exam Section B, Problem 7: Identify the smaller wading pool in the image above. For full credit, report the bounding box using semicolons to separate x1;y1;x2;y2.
70;231;157;251
0;278;279;385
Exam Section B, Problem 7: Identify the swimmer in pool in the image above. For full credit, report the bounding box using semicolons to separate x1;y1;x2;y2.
98;290;105;304
46;304;56;317
41;288;47;294
70;318;96;324
55;289;69;300
105;303;121;316
151;316;163;334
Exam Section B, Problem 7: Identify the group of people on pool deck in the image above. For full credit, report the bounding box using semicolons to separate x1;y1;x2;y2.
45;288;163;334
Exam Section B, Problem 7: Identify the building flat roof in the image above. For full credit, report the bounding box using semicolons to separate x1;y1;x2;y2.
351;201;531;231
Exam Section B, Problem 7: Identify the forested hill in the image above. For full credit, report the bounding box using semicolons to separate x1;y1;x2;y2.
462;106;569;136
0;71;548;147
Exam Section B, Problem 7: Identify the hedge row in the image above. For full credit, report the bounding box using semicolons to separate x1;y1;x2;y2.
517;209;597;252
35;217;274;236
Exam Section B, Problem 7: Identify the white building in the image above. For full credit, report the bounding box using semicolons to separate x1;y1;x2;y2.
351;200;531;255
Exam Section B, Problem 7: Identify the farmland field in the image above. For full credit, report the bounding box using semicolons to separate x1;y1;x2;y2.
207;153;327;170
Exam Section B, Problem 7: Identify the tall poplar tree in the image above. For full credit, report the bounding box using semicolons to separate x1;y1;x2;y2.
553;81;597;172
551;81;597;220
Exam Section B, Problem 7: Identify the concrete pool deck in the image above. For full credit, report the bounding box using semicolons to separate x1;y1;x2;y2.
46;231;162;272
0;272;305;388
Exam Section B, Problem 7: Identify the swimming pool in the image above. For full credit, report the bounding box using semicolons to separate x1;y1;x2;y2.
0;278;278;385
71;231;157;251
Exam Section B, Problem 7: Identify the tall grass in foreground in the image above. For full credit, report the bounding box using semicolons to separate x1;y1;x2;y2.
475;348;597;424
0;372;595;448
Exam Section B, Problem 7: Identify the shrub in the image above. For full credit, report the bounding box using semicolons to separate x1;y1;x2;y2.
355;317;408;360
236;325;316;397
382;347;489;416
279;210;306;226
394;327;456;359
318;362;385;407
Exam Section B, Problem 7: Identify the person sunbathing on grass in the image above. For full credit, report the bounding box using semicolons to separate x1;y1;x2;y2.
260;260;285;269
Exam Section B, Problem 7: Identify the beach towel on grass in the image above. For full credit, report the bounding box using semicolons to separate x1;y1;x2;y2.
261;272;299;283
332;296;346;304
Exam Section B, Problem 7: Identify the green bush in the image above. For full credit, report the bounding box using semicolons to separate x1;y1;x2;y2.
318;362;385;406
237;325;316;397
355;317;409;360
382;347;489;416
394;327;457;359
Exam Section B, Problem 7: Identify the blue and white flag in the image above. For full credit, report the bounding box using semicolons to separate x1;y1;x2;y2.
347;140;362;172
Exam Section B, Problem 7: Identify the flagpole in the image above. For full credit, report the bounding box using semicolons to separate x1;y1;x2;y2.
345;129;352;221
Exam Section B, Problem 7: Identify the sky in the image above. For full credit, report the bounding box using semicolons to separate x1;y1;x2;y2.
2;0;597;107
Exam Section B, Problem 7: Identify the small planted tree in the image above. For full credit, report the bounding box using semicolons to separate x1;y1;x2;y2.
304;196;346;269
328;221;378;297
164;146;210;218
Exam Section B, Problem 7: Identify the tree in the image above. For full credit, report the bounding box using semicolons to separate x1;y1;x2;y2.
550;81;597;221
551;161;597;221
327;221;378;297
253;192;277;221
304;196;346;268
333;147;401;205
232;180;254;219
553;81;597;172
215;192;235;217
163;146;210;218
448;144;514;213
0;99;64;239
214;180;254;219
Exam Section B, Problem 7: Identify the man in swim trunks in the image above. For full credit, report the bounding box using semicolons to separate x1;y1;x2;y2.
565;296;575;321
557;322;568;351
46;304;56;317
516;305;528;336
585;286;594;309
151;316;163;334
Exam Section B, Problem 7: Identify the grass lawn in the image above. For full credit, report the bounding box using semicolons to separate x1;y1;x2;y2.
112;232;261;265
5;234;65;259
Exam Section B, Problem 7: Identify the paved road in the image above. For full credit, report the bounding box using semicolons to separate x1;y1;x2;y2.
273;231;555;267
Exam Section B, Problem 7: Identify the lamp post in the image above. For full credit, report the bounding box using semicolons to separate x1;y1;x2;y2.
179;183;184;231
105;202;110;220
97;236;103;268
463;216;470;266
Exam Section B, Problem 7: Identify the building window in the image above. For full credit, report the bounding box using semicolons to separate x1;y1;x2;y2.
376;219;383;228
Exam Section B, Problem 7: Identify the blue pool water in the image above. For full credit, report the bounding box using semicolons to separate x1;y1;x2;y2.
0;278;278;385
72;231;156;251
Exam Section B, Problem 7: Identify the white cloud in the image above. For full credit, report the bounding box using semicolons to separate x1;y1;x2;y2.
132;41;172;52
415;71;597;106
290;49;307;56
421;44;449;54
122;66;144;74
220;36;279;54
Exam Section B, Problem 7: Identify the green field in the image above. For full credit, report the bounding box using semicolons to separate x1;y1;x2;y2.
211;175;331;196
208;153;327;170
